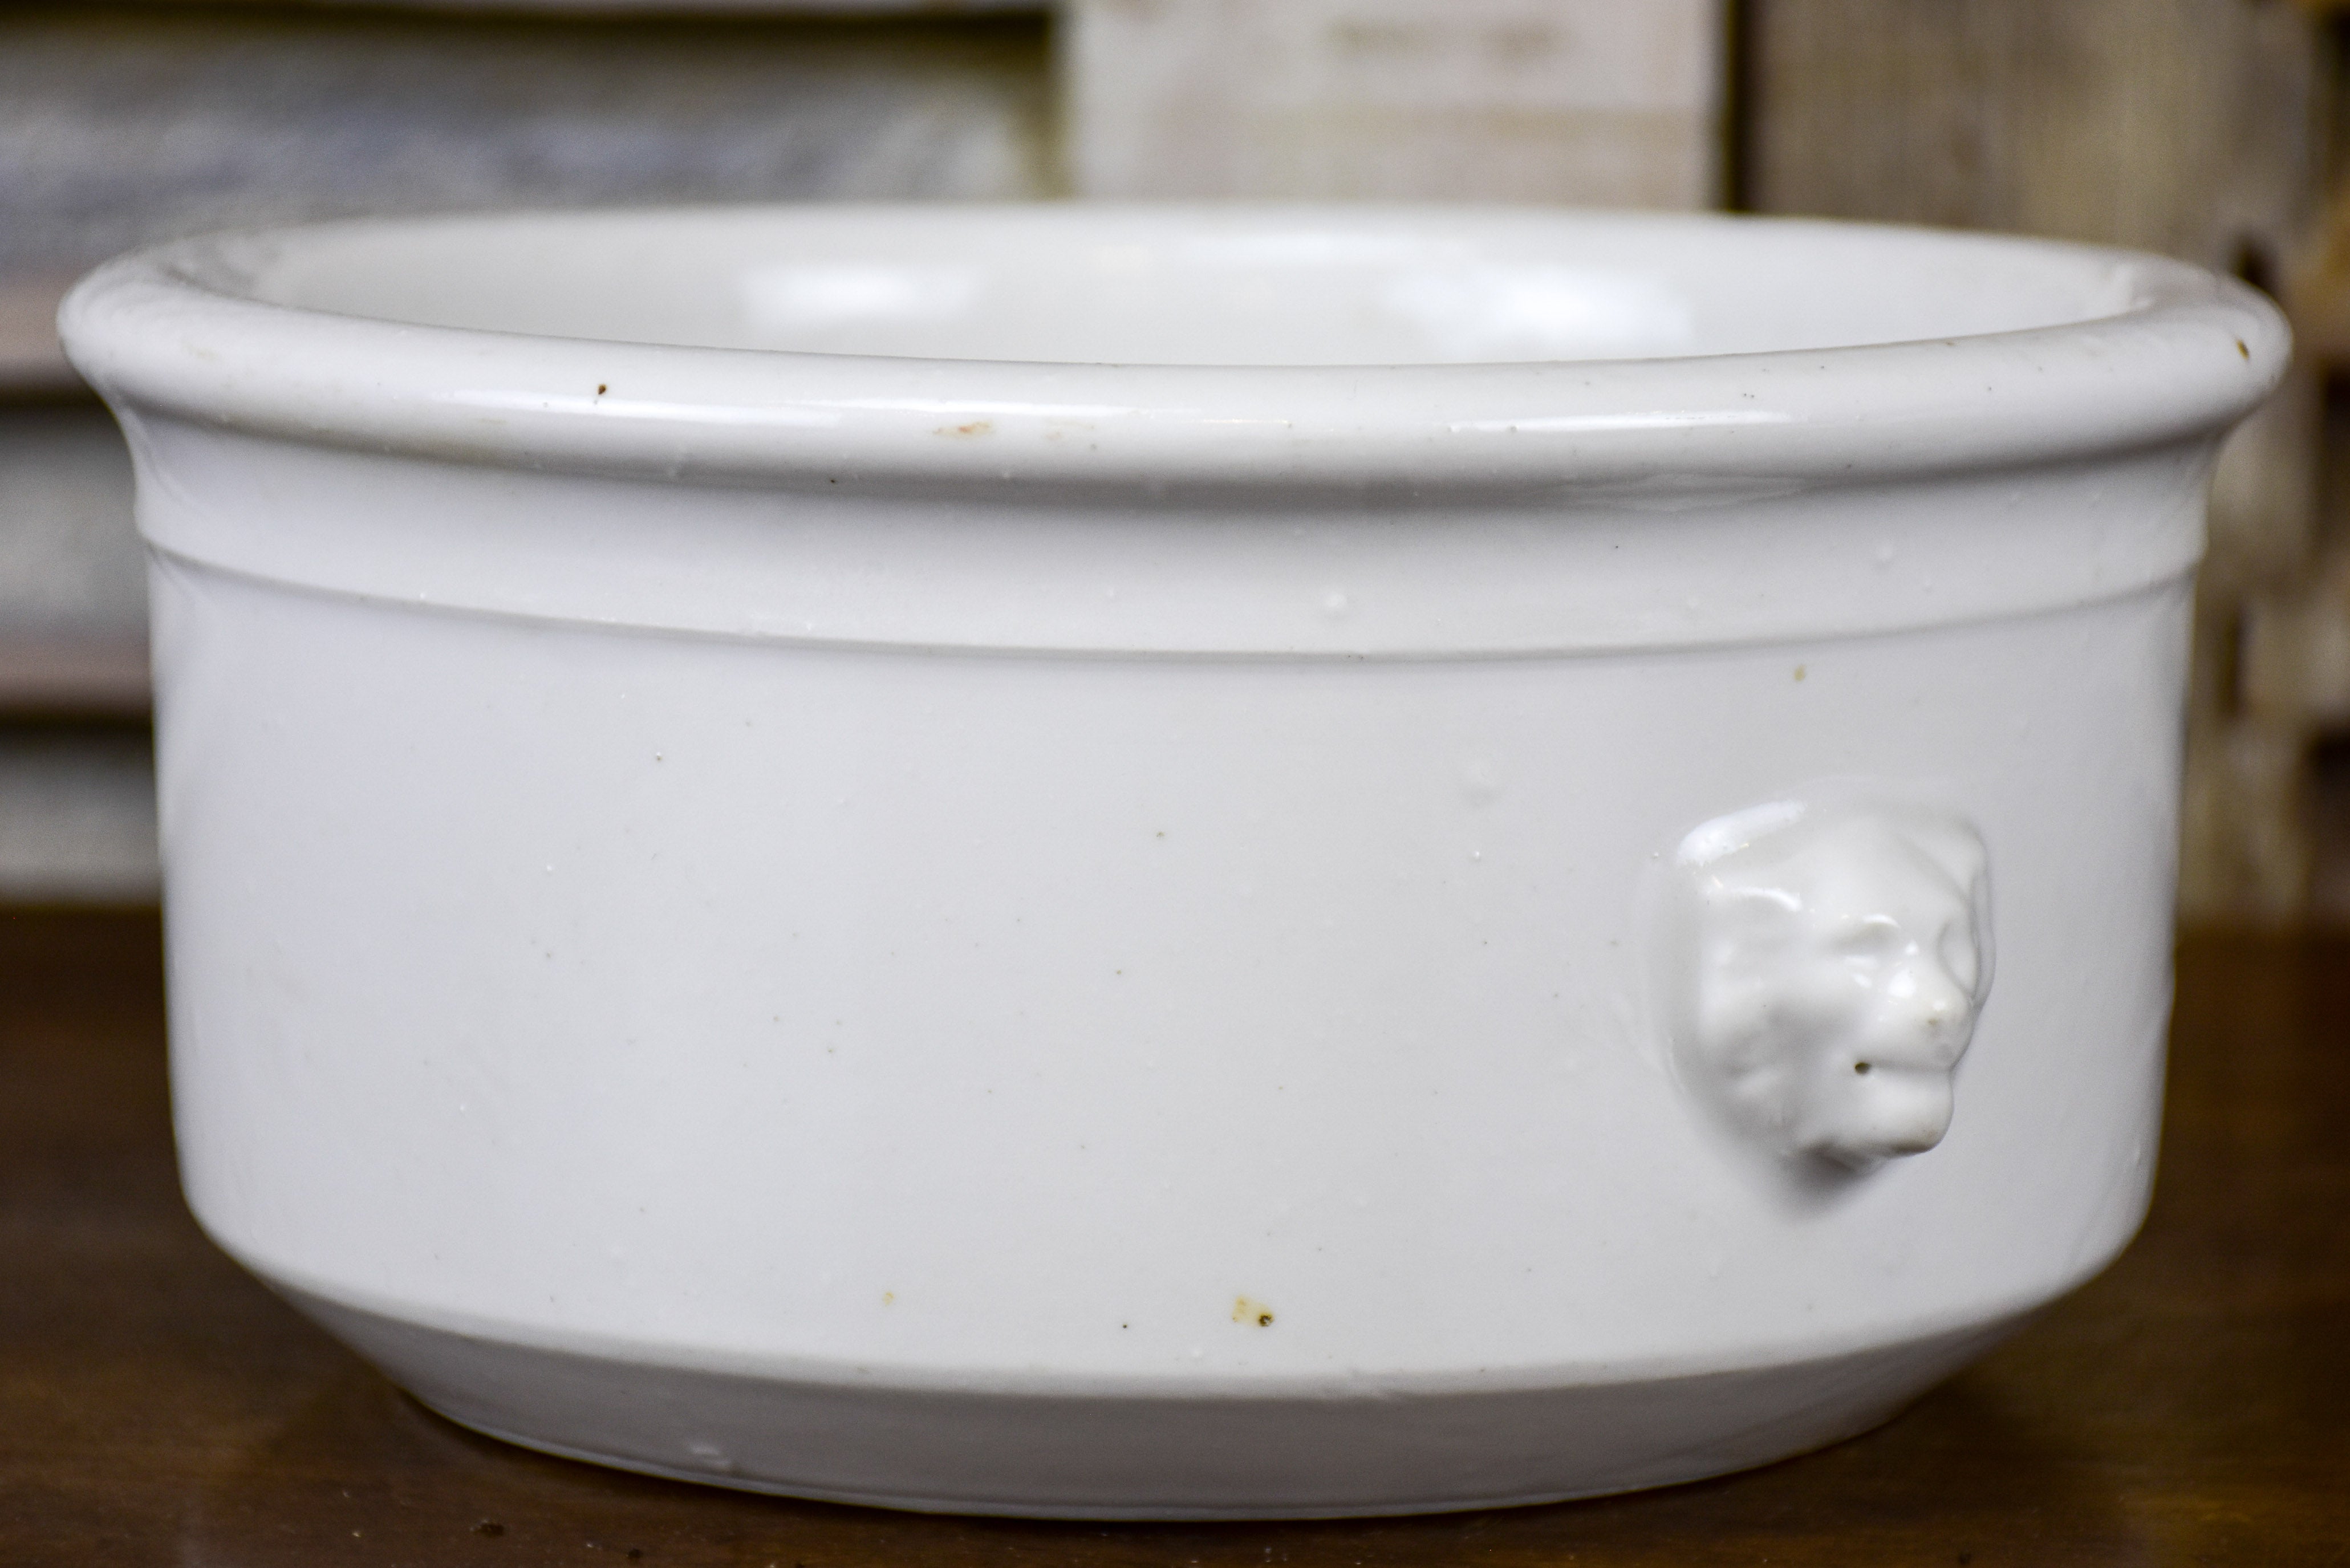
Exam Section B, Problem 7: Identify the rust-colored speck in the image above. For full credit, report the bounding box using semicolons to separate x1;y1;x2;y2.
936;420;994;438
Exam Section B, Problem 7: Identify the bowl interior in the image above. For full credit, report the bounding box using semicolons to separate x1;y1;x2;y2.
233;207;2156;368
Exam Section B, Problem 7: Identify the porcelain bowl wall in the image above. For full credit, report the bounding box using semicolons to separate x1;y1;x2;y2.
59;206;2287;1517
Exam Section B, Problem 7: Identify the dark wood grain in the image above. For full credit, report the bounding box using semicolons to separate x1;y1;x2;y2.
3;909;2345;1565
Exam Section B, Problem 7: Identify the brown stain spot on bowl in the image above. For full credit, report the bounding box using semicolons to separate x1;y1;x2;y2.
1233;1295;1275;1327
2236;339;2250;359
936;420;994;438
596;383;608;395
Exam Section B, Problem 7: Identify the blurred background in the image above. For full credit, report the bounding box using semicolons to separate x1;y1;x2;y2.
0;0;2341;926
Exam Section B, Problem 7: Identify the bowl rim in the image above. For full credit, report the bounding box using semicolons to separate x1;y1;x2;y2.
59;202;2291;494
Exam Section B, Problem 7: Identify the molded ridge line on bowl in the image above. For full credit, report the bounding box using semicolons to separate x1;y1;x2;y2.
212;1191;2121;1403
126;434;2209;659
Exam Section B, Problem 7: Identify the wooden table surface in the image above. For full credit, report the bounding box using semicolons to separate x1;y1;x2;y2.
4;909;2345;1565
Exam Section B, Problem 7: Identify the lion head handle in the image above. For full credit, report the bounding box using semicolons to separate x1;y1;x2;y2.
1657;797;1993;1171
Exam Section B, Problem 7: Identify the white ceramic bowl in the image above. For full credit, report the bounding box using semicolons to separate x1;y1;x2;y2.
61;205;2286;1518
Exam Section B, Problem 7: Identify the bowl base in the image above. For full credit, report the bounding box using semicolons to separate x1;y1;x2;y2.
281;1285;2020;1519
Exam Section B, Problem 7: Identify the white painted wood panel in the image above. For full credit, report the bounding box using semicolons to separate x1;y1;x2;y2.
1065;0;1721;204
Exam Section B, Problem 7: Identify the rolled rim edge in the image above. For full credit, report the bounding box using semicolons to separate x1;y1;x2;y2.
58;209;2294;493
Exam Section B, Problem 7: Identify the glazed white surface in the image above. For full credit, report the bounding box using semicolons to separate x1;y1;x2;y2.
63;206;2280;491
239;206;2140;363
156;558;2182;1385
62;204;2287;1514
